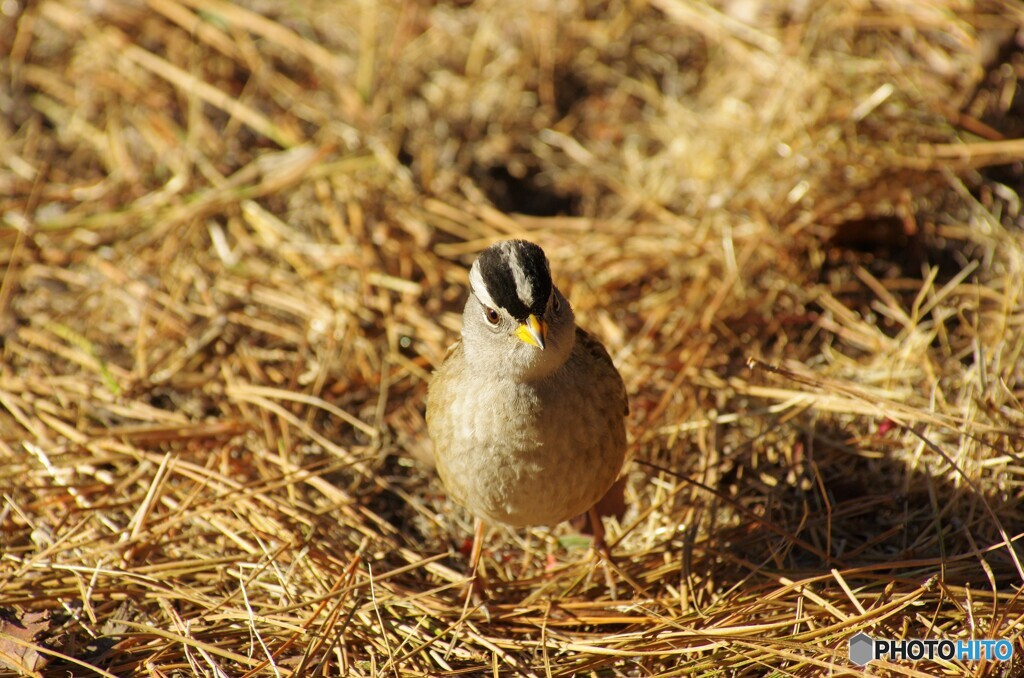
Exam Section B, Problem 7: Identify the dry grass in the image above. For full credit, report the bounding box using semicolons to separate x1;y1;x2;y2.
2;0;1024;675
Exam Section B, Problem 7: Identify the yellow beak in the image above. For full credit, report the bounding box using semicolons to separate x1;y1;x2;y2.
514;314;547;349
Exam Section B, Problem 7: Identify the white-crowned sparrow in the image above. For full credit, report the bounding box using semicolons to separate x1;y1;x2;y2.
426;240;628;580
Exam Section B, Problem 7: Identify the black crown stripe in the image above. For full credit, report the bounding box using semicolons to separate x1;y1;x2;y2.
477;240;551;322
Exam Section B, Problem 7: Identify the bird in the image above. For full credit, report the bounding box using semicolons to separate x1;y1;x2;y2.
426;239;628;594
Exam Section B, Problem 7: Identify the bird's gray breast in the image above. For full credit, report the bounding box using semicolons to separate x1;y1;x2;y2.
439;359;625;527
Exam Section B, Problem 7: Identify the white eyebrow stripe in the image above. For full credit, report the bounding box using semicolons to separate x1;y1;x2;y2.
468;262;497;309
505;244;534;308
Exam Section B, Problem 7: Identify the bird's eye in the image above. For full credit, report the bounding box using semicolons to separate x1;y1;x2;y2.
551;293;560;312
484;306;500;325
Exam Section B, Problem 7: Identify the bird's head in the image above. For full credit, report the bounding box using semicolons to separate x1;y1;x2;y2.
461;240;575;381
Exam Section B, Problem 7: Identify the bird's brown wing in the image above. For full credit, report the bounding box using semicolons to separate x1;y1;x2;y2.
422;339;464;469
574;326;630;525
575;326;629;417
437;339;463;369
426;339;463;420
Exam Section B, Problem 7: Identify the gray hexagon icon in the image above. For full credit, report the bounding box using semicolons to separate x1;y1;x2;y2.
849;632;875;666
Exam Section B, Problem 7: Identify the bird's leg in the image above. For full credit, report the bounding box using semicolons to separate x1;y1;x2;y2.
587;506;617;599
467;517;487;603
459;518;490;619
588;506;608;555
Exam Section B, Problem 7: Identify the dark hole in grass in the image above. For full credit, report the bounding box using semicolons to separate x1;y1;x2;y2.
477;164;580;217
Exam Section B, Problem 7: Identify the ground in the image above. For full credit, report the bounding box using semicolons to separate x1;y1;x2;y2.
1;0;1023;675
